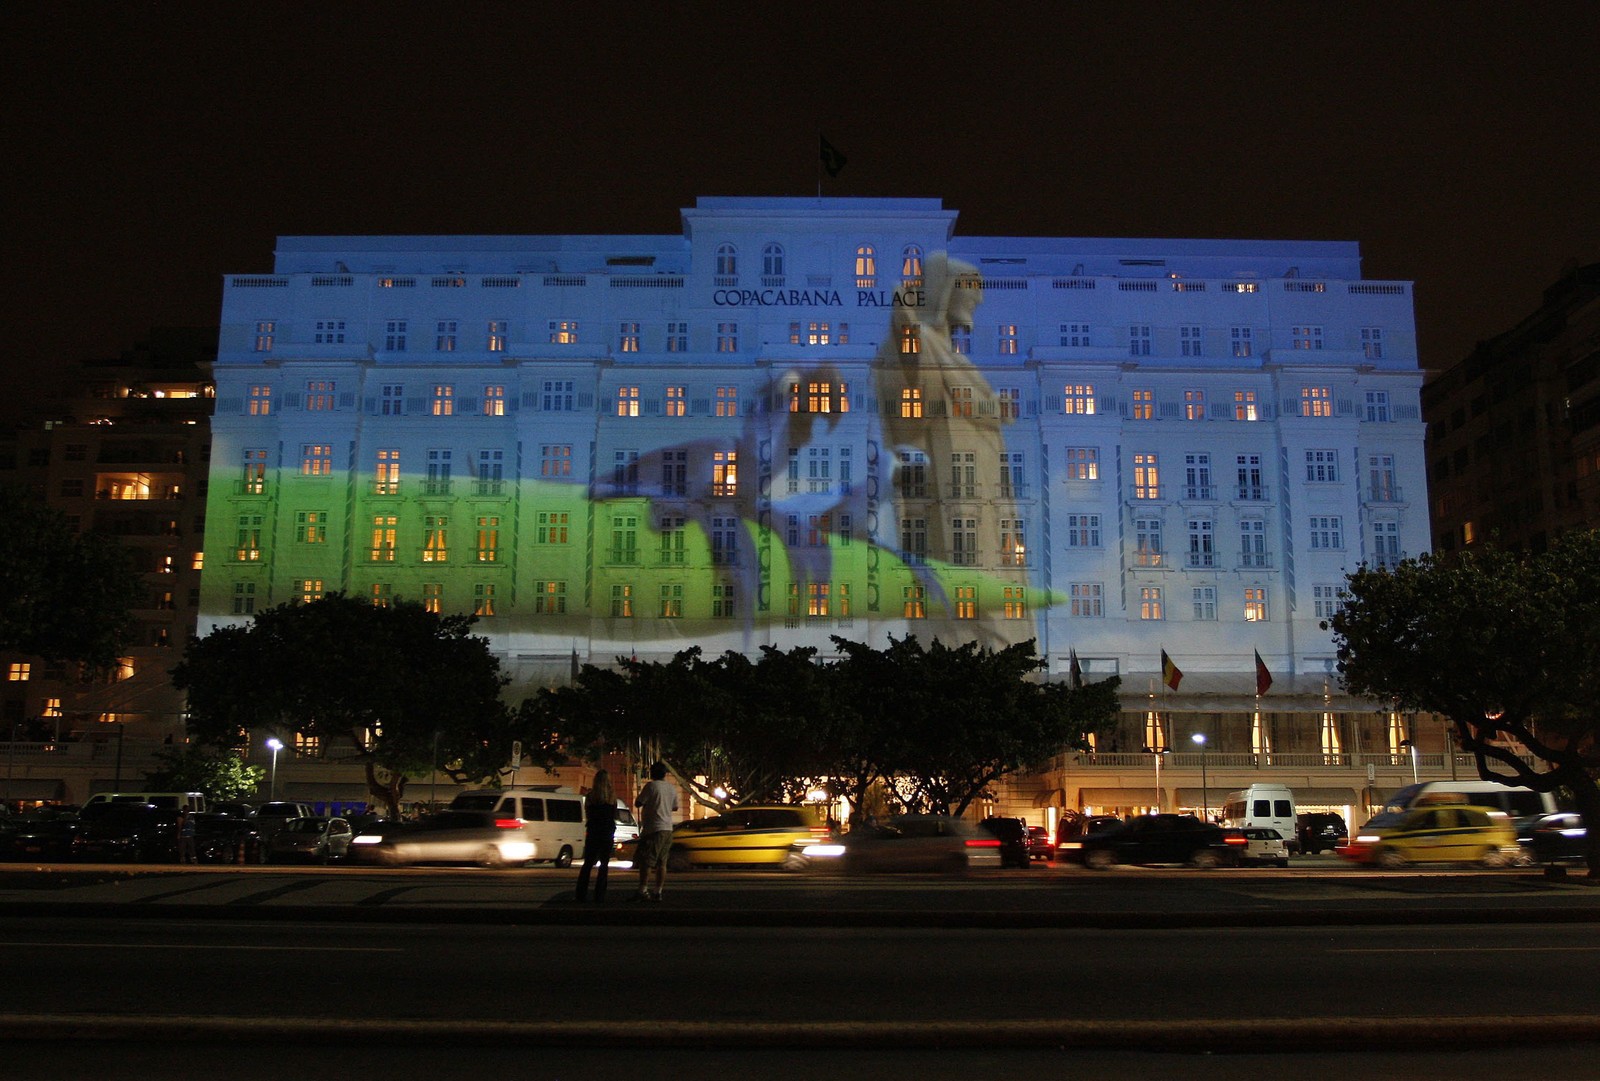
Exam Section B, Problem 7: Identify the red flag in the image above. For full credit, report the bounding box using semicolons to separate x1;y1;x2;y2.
1255;649;1272;697
1161;650;1183;691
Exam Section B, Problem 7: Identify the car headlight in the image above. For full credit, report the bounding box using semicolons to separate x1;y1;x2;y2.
499;841;535;861
801;844;845;859
1354;834;1380;843
351;835;383;845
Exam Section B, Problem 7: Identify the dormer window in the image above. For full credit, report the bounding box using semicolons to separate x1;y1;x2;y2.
762;243;785;285
855;245;876;288
902;245;923;286
715;243;738;284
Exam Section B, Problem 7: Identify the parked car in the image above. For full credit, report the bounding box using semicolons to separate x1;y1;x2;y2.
71;802;177;862
831;815;1003;873
1521;812;1587;867
976;817;1033;869
1228;827;1290;867
1338;804;1520;868
1055;815;1123;859
1295;812;1348;855
252;801;315;841
1026;825;1054;862
347;810;534;867
192;812;269;864
268;816;354;864
0;808;81;861
663;804;830;871
1063;813;1240;869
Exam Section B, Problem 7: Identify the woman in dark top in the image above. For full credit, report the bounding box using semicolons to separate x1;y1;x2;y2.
575;769;618;902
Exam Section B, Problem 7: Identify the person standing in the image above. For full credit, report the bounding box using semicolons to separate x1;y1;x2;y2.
575;769;618;903
631;761;678;902
176;809;197;865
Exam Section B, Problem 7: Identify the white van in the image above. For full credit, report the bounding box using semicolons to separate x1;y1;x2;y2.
447;786;634;867
1381;780;1557;838
84;791;206;812
1220;784;1297;850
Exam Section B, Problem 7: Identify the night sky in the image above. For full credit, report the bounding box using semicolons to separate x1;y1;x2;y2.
3;3;1596;421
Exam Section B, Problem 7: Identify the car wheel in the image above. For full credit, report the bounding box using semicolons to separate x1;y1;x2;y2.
1189;849;1221;869
552;845;574;869
1084;848;1116;870
476;847;504;869
1375;847;1407;870
667;848;693;873
1480;848;1509;869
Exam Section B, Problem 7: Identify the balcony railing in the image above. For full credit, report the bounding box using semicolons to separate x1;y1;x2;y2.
1071;751;1538;772
1367;485;1403;503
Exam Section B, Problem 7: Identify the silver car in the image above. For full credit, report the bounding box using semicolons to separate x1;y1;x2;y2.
347;810;535;868
829;814;1004;873
267;816;354;864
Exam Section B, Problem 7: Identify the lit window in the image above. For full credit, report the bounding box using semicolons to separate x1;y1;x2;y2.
998;324;1019;355
295;579;325;605
713;451;738;496
855;245;876;288
535;581;567;614
300;444;332;476
903;585;926;619
1139;586;1164;620
1133;453;1160;500
476;516;499;562
487;320;507;352
617;386;640;417
716;322;739;352
549;320;579;345
619;322;640;353
1071;582;1103;618
715;386;738;417
902;245;923;284
666;322;688;352
1063;447;1098;481
1131;389;1154;420
610;584;633;618
242;449;267;495
369;583;390;609
483;386;505;416
422;583;442;614
253;322;274;352
900;388;923;419
998;387;1019;420
807;321;830;346
950;386;974;419
1184;390;1205;421
248;386;271;416
1244;587;1267;622
540;445;572;478
1233;390;1258;421
234;515;263;561
369;516;397;562
421;516;449;562
955;586;977;620
900;323;921;355
474;584;496;617
1003;586;1026;620
536;511;569;545
1000;518;1026;566
1064;385;1096;415
665;386;686;417
295;511;326;544
374;449;400;495
952;324;971;354
1231;326;1252;357
8;663;31;681
305;380;335;411
1300;386;1332;418
431;385;454;416
1292;325;1324;350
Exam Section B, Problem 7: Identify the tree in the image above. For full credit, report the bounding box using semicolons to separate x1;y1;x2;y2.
0;484;143;668
173;594;517;818
142;745;264;803
1327;534;1600;876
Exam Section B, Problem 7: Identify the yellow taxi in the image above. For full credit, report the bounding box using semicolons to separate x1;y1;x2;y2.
1338;803;1519;869
663;804;831;870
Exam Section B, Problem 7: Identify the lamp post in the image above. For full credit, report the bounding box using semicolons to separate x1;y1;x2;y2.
1192;732;1208;821
1152;747;1169;813
266;738;283;800
1399;739;1419;785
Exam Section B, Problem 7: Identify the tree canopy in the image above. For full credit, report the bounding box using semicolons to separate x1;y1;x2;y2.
524;635;1121;817
1328;534;1600;874
142;745;265;803
0;484;143;669
172;594;519;817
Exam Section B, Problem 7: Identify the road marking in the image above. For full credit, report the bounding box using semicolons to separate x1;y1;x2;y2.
1332;946;1600;953
0;942;401;952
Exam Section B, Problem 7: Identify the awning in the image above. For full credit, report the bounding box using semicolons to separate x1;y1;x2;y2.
1080;787;1159;805
1032;788;1067;808
1;779;65;801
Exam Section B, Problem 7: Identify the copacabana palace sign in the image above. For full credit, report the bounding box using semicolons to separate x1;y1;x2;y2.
712;287;930;307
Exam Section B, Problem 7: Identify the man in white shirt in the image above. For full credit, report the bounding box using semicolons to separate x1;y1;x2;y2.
631;761;679;902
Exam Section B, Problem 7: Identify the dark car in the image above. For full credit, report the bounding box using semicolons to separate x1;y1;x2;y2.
1064;813;1240;869
71;802;178;862
192;812;269;864
977;817;1032;869
0;808;81;861
1026;825;1054;862
1524;812;1587;867
1295;812;1348;855
834;815;1003;873
347;810;534;867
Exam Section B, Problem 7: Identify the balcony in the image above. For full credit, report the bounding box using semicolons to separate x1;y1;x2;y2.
1234;485;1270;502
1182;485;1217;501
1237;551;1273;569
1366;485;1404;503
1185;551;1216;569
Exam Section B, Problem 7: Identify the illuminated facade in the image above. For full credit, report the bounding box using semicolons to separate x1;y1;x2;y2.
204;197;1432;818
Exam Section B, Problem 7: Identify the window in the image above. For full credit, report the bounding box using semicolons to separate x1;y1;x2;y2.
1300;386;1332;417
1192;586;1216;621
1313;583;1345;619
314;320;346;344
234;515;263;561
991;517;1023;566
616;386;640;417
381;384;404;416
610;515;638;564
1361;327;1385;359
1365;391;1391;422
901;245;923;284
421;516;449;562
1236;455;1264;500
431;385;454;416
1066;514;1101;547
1183;389;1205;421
899;388;923;418
949;451;976;498
374;449;400;495
998;387;1019;419
1002;586;1026;620
1135;517;1163;566
426;449;452;495
1070;582;1103;618
900;323;921;355
610;584;633;618
1240;519;1267;566
1064;385;1096;414
248;385;271;416
1292;325;1324;350
763;243;785;280
613;450;639;494
477;450;503;494
541;380;574;412
951;518;977;565
1061;323;1090;347
474;584;496;617
1133;453;1160;499
534;578;566;610
999;452;1025;498
295;579;325;605
951;324;971;354
385;320;408;351
716;322;738;352
254;321;275;352
1180;325;1202;356
1063;446;1098;481
1184;454;1213;499
487;320;507;352
715;243;737;279
540;444;571;478
902;585;926;619
1230;326;1252;357
483;385;505;416
241;449;268;495
233;582;257;615
1309;516;1343;550
954;586;977;620
1131;389;1154;420
659;516;686;564
1373;520;1401;566
619;322;640;353
1368;454;1398;501
537;511;569;543
300;444;332;476
897;451;927;498
1306;449;1340;483
712;583;736;618
950;386;974;419
295;511;326;544
806;581;830;618
422;582;442;614
549;320;579;345
662;385;687;419
1233;390;1258;421
666;322;688;352
659;450;686;497
805;321;832;346
476;516;499;562
855;245;876;288
793;380;847;414
998;324;1019;355
305;380;335;411
711;516;739;565
713;450;738;496
1244;587;1267;622
715;386;738;417
660;584;684;618
901;517;927;564
436;320;457;351
1139;586;1164;620
1187;518;1214;567
1129;325;1151;356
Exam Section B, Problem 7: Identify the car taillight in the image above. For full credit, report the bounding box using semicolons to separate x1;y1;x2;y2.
964;838;1001;848
494;818;523;830
1224;834;1248;846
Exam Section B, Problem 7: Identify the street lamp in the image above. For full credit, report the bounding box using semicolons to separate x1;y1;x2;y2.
1192;732;1208;822
266;738;283;800
1399;739;1419;785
